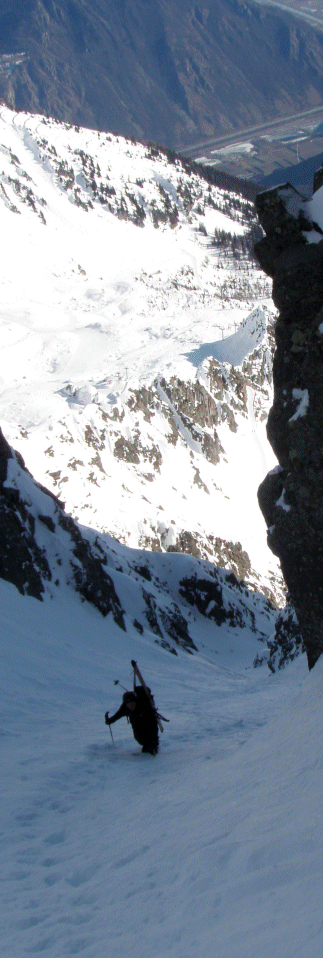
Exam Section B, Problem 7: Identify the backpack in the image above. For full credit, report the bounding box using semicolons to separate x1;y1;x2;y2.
135;685;156;716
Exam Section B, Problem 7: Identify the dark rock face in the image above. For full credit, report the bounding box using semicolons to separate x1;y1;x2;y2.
0;428;53;599
159;376;223;464
0;427;125;625
178;568;264;633
253;596;304;671
167;531;252;582
255;180;323;669
265;600;304;673
2;0;323;148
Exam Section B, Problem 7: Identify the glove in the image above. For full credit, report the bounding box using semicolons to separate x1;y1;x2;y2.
105;712;110;725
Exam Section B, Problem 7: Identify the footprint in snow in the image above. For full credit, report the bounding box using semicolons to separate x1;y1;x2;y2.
43;829;65;846
66;862;99;888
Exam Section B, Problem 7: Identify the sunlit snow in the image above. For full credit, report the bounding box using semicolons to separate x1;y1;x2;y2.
0;106;278;594
0;105;321;958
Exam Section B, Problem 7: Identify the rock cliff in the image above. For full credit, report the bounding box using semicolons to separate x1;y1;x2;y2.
0;426;125;626
255;176;323;669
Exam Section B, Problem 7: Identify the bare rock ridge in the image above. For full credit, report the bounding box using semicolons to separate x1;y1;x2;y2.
255;175;323;670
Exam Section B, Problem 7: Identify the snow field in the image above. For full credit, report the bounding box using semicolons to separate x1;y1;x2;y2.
2;578;320;958
3;107;319;956
0;105;279;595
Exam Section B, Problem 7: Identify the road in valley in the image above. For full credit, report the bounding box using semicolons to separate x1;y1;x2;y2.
179;105;323;161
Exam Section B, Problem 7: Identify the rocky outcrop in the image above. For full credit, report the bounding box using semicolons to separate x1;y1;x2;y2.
255;179;323;669
0;427;125;626
0;430;53;601
254;598;304;672
159;376;224;464
0;426;279;656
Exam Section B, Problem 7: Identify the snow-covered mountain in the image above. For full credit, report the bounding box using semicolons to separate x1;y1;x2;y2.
1;422;281;663
3;107;322;958
0;105;282;607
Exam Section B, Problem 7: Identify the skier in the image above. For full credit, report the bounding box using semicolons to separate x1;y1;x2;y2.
105;686;159;755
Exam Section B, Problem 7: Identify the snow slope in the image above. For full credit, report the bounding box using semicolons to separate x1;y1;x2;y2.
2;579;320;958
0;106;280;599
1;108;319;958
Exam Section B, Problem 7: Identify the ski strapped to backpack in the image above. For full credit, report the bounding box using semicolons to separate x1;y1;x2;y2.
131;659;169;733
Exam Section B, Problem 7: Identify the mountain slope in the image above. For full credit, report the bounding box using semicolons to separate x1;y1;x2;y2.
0;105;282;602
1;0;323;147
1;566;318;958
0;423;281;662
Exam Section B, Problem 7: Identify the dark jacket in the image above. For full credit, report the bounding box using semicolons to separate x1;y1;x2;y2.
106;687;159;754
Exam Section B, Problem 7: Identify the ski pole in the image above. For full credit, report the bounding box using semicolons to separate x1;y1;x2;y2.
106;712;114;745
114;679;128;692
